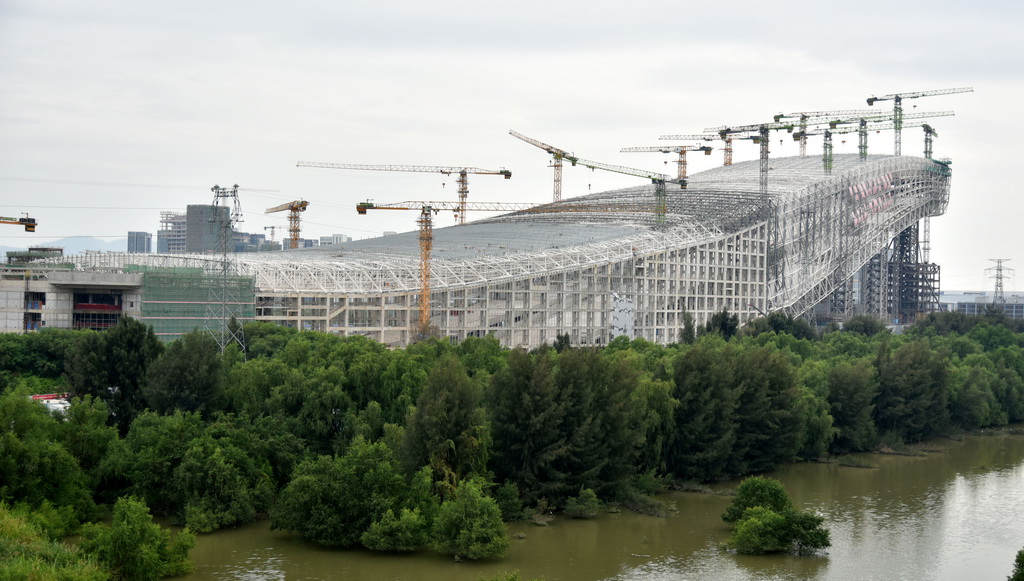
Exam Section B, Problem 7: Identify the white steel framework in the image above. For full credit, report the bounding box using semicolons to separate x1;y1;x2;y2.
42;153;951;348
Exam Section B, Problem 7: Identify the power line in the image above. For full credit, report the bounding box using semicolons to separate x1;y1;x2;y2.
0;176;279;192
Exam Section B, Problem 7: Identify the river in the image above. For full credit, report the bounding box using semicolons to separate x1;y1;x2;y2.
180;434;1024;580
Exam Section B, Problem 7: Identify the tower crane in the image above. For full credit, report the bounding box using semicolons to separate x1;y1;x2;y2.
265;200;309;249
772;109;886;156
793;120;931;174
509;130;683;221
620;145;714;187
691;121;797;198
0;215;36;232
568;156;685;225
866;87;973;155
357;200;657;337
922;124;938;160
509;130;578;202
296;162;510;225
657;134;737;166
263;226;277;248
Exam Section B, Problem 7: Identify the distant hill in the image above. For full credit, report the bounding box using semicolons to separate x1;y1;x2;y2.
1;237;128;257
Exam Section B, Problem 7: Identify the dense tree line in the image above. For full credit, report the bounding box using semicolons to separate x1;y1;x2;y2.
2;309;1024;573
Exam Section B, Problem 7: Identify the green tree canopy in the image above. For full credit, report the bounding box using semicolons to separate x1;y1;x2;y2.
271;438;406;547
144;330;224;418
431;478;510;560
402;356;490;497
79;496;194;581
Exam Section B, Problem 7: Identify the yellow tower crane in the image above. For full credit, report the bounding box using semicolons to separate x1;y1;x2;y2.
509;130;579;202
265;200;308;249
0;215;36;231
357;200;655;338
296;162;511;225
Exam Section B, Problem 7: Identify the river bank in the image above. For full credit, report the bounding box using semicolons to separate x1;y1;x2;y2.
178;433;1024;581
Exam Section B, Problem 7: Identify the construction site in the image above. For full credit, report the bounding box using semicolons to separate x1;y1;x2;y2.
0;88;967;347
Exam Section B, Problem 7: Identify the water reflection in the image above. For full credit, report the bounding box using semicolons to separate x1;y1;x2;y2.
182;435;1024;581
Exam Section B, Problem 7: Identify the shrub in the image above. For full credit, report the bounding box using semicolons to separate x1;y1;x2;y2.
564;488;602;519
432;479;510;560
79;496;195;581
721;476;793;524
722;477;830;555
361;508;429;552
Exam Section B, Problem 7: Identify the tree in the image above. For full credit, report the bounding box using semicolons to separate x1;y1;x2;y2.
56;396;119;487
361;508;429;552
730;345;802;474
271;438;406;547
551;348;640;500
1009;547;1024;581
827;360;878;453
79;496;195;581
669;337;739;482
729;505;788;554
722;476;793;524
64;317;163;433
679;308;696;344
98;410;205;514
842;315;888;336
723;477;829;555
874;340;950;442
144;330;224;418
704;308;739;339
402;356;490;496
432;478;510;560
564;487;602;519
171;433;274;532
553;332;571;353
0;389;96;521
487;349;565;504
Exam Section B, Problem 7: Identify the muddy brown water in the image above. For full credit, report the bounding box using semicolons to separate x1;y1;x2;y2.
180;434;1024;580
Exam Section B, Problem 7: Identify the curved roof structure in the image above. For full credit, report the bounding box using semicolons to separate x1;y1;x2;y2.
56;152;951;347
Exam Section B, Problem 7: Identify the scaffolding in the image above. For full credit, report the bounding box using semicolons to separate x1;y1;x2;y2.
39;153;952;348
130;266;255;341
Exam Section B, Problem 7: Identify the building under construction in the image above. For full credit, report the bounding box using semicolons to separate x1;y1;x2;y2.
0;152;951;347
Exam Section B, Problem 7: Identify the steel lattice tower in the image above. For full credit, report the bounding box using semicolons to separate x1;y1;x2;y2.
988;259;1013;305
205;184;246;354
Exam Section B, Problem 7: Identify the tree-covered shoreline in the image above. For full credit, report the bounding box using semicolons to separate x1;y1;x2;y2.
2;308;1024;576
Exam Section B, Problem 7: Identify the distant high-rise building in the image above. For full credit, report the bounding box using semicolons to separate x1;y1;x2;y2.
186;205;230;254
157;211;186;254
127;231;152;254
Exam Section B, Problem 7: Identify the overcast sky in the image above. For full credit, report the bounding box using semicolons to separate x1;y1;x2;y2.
1;0;1021;290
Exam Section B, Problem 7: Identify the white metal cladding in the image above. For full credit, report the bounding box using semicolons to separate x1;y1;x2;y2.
45;153;950;347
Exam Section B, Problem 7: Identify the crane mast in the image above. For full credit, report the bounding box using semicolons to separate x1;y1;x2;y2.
357;200;659;338
509;130;578;202
700;122;796;198
265;200;309;249
620;145;713;187
296;161;511;225
866;87;972;155
568;156;683;225
658;133;733;165
794;120;930;173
